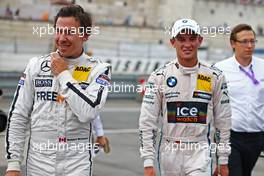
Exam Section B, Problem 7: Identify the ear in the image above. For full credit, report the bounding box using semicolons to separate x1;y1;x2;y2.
197;36;203;47
230;40;236;50
198;36;203;43
82;34;89;41
170;38;175;46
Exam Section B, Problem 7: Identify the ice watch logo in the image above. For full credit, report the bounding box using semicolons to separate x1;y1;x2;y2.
175;107;198;117
167;76;177;87
167;101;208;124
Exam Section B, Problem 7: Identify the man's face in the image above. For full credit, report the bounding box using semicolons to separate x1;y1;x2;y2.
55;17;88;58
231;30;255;60
172;32;203;61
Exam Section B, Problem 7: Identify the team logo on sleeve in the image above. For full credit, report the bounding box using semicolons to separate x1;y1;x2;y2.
196;74;212;92
220;90;230;104
18;73;26;86
96;74;110;86
72;66;91;82
221;82;227;90
167;76;177;87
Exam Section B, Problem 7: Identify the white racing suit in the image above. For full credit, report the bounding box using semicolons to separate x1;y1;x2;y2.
139;61;231;176
5;52;111;176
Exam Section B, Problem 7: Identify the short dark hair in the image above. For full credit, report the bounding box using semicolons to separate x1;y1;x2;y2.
54;5;92;35
230;24;256;41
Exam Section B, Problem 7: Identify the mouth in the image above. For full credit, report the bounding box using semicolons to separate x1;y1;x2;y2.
58;44;71;50
245;50;253;54
182;50;192;55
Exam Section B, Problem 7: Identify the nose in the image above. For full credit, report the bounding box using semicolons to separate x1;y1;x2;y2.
247;42;254;48
55;32;67;43
182;41;192;48
58;33;67;42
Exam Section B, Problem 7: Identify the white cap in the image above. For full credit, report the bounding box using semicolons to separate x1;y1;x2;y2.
171;18;200;38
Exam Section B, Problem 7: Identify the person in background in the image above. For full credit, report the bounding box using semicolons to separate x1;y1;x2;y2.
0;89;7;132
214;24;264;176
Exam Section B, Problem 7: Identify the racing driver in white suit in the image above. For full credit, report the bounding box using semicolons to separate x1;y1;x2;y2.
139;19;232;176
5;5;110;176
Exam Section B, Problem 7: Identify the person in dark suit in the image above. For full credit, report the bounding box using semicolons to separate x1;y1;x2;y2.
0;89;7;132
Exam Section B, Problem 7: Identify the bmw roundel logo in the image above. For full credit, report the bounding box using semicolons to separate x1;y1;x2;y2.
167;76;177;87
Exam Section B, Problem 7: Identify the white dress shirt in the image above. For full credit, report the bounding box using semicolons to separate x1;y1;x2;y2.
215;56;264;132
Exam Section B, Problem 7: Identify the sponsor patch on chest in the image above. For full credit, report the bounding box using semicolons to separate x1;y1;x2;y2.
196;74;212;92
35;79;53;87
167;101;208;124
72;66;92;82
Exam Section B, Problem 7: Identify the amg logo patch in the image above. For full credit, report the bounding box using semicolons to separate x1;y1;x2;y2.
167;101;208;124
35;79;52;87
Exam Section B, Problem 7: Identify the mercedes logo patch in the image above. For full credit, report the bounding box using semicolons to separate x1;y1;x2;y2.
41;60;51;72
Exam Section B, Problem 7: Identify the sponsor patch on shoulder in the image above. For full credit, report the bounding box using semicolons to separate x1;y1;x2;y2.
96;74;110;86
193;91;212;100
18;73;26;86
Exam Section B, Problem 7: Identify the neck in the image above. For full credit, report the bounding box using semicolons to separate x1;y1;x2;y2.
178;57;198;67
72;49;83;59
235;54;252;67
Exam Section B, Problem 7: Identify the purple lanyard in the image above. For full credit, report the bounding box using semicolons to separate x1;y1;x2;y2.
239;65;259;85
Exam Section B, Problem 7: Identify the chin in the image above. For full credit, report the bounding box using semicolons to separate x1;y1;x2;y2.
57;51;68;57
181;55;194;60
